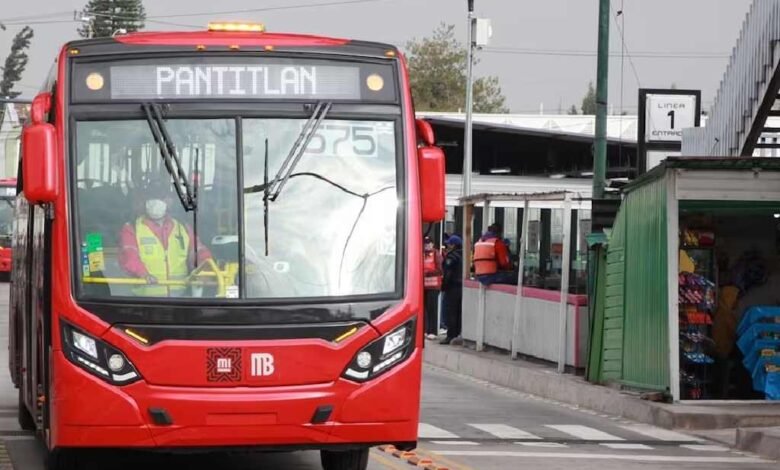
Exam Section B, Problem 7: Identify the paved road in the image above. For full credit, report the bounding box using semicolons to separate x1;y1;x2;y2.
0;283;774;469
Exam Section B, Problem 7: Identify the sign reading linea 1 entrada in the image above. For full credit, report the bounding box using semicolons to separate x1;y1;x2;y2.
638;88;701;174
645;94;697;142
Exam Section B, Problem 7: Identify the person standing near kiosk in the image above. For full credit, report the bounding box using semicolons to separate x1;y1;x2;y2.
474;222;514;285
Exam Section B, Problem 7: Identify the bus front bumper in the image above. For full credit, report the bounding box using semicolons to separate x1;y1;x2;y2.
50;349;421;449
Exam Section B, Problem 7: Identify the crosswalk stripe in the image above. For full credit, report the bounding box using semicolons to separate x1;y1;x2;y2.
545;425;624;441
518;442;568;448
601;443;653;450
681;444;729;452
619;424;702;442
468;423;542;440
434;450;767;464
418;423;459;439
430;440;480;446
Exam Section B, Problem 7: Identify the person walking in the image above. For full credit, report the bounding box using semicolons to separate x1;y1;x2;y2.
423;236;443;339
440;234;463;345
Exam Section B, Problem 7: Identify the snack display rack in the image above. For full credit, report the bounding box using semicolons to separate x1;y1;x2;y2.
679;229;717;400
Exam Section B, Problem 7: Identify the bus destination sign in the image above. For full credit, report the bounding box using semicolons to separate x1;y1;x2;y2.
72;57;397;103
115;64;356;99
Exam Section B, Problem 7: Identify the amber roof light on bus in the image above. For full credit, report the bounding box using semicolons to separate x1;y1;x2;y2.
208;22;266;33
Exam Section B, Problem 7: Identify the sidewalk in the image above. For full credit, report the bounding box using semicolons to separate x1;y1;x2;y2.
423;340;780;458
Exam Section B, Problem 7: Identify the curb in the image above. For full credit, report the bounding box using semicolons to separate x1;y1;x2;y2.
423;343;780;431
735;427;780;461
378;445;450;470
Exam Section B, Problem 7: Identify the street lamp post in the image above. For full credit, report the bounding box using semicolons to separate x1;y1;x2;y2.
463;0;476;200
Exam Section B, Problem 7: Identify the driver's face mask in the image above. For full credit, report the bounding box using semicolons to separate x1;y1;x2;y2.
145;199;167;221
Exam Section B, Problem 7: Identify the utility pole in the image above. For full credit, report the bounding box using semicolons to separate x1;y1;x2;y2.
593;0;610;200
463;0;476;199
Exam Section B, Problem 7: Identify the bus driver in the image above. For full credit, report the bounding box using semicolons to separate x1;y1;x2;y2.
118;182;213;296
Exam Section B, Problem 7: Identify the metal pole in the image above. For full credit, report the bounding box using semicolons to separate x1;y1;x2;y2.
511;200;530;359
593;0;610;200
476;199;490;352
557;195;573;373
461;0;476;330
463;0;475;199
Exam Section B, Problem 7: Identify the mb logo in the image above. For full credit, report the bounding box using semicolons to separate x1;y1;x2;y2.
251;353;275;377
216;357;232;374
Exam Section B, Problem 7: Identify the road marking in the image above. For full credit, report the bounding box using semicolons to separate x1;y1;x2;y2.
369;450;414;470
434;450;768;463
467;423;542;440
518;442;568;448
430;440;480;446
601;443;653;450
417;446;475;470
0;440;12;470
0;436;33;441
619;424;702;442
545;425;624;441
681;444;730;452
418;423;459;439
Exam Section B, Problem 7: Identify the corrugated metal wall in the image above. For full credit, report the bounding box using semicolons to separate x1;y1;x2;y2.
600;207;626;382
682;0;780;156
620;178;669;390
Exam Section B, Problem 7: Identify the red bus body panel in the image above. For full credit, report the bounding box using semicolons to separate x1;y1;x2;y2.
39;32;425;450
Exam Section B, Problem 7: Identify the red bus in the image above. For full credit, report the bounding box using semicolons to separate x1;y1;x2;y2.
0;178;16;275
11;22;444;470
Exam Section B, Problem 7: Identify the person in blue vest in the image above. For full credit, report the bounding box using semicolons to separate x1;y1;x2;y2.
440;234;463;345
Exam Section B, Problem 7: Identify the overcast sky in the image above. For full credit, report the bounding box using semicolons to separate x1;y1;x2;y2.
0;0;754;114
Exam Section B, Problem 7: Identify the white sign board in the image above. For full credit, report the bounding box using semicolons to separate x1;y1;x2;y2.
646;150;681;171
645;94;697;142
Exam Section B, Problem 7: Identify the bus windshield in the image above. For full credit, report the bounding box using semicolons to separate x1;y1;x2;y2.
74;117;399;300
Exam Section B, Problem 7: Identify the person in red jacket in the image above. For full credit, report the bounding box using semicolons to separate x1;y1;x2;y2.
473;223;514;285
423;236;443;339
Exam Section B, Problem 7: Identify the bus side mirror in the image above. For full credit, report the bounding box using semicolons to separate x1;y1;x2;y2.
419;146;445;222
22;92;58;204
417;120;445;222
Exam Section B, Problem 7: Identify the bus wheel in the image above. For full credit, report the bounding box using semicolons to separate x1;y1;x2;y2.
46;449;80;470
17;389;35;431
320;448;369;470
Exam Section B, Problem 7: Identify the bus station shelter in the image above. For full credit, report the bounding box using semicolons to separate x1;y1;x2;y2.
459;191;591;373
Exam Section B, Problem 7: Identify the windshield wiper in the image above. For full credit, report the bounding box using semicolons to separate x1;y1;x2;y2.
142;103;197;211
264;101;332;202
263;138;270;256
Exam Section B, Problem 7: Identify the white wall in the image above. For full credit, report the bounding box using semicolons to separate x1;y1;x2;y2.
462;285;588;367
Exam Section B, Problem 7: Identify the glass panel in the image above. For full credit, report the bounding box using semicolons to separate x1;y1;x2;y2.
242;119;398;298
444;206;456;237
544;209;564;291
571;210;591;294
522;208;541;287
504;208;518;256
74;119;238;298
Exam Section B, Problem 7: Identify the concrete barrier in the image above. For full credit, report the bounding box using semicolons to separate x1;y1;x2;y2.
462;280;588;367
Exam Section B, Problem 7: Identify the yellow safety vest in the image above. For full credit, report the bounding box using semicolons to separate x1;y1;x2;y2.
134;217;190;297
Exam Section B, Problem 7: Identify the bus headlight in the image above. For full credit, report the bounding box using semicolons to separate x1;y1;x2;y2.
61;322;141;386
342;318;416;383
72;330;99;359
